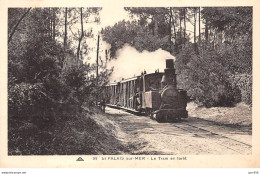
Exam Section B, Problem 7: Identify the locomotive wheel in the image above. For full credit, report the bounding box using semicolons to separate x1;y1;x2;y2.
156;115;166;123
172;116;181;123
150;113;154;119
145;108;152;117
156;117;164;123
152;113;162;122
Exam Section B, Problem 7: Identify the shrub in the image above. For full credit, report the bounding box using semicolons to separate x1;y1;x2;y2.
176;44;242;107
8;82;47;117
233;74;252;105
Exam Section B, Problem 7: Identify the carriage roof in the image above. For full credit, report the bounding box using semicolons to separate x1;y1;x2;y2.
107;72;164;86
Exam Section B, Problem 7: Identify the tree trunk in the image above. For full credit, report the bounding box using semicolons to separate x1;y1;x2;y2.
61;8;68;68
173;20;178;53
179;8;182;44
77;8;84;61
64;8;67;51
213;29;216;49
169;7;173;53
52;8;56;41
193;8;198;54
153;16;158;36
8;8;31;44
96;35;100;79
49;8;52;41
184;8;186;46
199;7;201;46
205;19;209;44
169;8;172;44
193;8;196;45
209;28;212;49
170;8;177;53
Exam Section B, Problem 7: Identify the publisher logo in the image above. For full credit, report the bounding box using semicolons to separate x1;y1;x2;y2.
76;157;84;161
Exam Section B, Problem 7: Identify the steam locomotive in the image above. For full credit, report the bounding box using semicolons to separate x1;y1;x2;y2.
104;59;188;122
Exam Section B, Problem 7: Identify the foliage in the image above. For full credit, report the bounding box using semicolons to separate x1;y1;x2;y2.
8;82;47;117
8;7;111;122
216;35;252;74
102;7;252;107
201;7;252;37
8;109;126;155
102;20;139;57
102;20;171;57
233;74;252;105
176;44;241;107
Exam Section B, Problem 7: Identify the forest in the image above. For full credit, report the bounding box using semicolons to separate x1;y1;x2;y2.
8;7;252;155
8;8;113;155
102;7;252;107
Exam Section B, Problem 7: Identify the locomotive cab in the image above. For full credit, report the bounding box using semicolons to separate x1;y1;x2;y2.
139;72;163;115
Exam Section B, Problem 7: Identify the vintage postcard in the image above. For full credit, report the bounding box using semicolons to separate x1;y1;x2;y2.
0;0;260;168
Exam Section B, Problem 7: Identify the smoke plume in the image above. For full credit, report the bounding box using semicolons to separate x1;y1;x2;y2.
107;44;176;82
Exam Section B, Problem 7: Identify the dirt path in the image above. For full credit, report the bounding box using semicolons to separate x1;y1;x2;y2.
104;107;252;155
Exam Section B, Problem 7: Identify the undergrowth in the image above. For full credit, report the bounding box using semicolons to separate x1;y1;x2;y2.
8;107;126;155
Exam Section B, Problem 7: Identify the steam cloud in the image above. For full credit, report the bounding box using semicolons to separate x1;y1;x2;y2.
107;44;176;83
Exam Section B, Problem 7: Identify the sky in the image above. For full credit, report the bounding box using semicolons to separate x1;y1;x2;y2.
84;7;129;65
99;6;129;28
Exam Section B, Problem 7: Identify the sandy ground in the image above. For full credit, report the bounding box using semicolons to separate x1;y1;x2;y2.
103;107;252;155
187;102;252;126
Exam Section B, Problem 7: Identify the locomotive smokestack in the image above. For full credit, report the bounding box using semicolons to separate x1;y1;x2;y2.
163;59;177;88
166;59;174;69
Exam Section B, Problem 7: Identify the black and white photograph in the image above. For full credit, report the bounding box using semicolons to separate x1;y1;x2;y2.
1;0;260;168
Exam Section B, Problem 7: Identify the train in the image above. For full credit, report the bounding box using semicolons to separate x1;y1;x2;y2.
104;59;188;122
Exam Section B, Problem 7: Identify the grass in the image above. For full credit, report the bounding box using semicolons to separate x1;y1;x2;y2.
8;107;128;155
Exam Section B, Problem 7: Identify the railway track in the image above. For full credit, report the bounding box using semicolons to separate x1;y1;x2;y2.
170;121;252;154
105;107;251;154
105;107;252;155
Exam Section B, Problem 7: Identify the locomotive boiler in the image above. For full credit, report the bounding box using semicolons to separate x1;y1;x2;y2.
105;59;188;122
